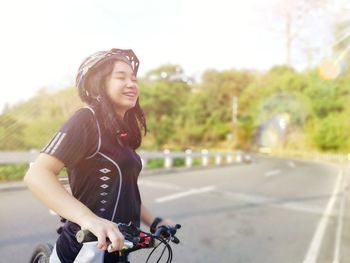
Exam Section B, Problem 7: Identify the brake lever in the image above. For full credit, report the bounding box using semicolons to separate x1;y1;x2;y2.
171;236;180;244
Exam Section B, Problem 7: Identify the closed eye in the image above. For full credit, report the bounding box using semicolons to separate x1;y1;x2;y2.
113;72;137;82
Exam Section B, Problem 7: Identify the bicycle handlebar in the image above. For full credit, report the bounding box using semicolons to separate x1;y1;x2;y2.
75;229;135;251
153;224;181;244
75;222;181;252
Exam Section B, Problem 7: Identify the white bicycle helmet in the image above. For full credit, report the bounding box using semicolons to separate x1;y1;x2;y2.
76;48;139;101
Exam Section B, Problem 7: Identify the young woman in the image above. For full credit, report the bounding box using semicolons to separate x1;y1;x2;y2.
24;48;174;262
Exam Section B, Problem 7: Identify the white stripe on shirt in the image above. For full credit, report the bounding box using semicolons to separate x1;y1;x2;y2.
44;132;62;153
50;133;66;154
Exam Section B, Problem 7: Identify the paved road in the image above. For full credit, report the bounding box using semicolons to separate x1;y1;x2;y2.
0;155;349;262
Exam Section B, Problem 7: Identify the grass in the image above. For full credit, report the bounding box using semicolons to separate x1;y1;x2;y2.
0;157;205;181
0;164;68;182
0;164;29;181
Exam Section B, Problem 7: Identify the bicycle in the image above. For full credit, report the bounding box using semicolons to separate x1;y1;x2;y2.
29;222;181;263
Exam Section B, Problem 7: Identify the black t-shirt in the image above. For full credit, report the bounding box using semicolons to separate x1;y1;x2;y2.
41;106;143;262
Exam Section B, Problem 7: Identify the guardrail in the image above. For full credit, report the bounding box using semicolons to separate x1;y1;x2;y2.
0;149;251;169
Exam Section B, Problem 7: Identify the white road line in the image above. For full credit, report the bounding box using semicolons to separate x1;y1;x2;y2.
288;161;296;168
265;169;281;177
221;191;272;205
303;169;343;263
219;191;332;216
280;202;334;217
333;173;348;263
155;186;216;203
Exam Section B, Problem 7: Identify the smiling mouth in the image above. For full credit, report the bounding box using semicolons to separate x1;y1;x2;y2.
123;92;137;98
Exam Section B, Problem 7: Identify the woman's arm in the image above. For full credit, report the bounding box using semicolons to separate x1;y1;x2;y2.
140;203;155;227
140;202;175;230
24;153;93;225
24;153;124;251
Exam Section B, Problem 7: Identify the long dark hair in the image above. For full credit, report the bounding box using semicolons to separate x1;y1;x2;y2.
78;58;147;149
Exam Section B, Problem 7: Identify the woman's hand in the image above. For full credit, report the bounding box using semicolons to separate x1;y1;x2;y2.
80;215;125;252
157;218;176;229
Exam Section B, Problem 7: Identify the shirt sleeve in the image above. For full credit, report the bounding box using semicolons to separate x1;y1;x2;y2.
41;107;99;168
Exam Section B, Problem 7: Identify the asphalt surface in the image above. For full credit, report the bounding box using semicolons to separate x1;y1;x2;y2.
0;155;349;263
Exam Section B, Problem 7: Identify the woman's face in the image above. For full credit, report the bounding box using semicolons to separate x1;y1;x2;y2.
105;60;139;117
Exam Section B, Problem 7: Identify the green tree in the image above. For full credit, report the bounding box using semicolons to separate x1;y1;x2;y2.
311;113;350;151
0;114;26;150
238;66;312;149
140;64;192;149
188;69;255;147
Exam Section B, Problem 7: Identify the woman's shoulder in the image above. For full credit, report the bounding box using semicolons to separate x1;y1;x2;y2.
60;106;99;132
69;106;97;122
75;105;96;116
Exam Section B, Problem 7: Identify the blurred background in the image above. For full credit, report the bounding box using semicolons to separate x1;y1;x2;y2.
1;0;350;262
1;0;350;160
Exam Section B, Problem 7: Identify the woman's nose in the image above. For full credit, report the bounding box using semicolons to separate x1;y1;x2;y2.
126;79;137;88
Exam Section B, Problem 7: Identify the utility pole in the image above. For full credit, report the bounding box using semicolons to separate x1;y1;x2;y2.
232;96;238;125
286;11;292;66
231;96;238;146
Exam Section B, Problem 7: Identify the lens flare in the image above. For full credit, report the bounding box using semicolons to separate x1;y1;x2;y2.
318;31;350;81
261;128;280;148
318;58;342;80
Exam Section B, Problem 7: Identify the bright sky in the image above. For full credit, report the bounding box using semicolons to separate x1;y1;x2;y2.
0;0;348;113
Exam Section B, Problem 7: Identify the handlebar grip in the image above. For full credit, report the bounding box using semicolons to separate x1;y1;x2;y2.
76;229;135;250
76;229;97;243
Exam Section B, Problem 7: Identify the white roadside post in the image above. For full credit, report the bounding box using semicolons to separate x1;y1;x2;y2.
226;153;233;164
201;149;209;166
185;149;193;168
164;149;172;169
236;151;243;163
215;154;222;165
